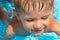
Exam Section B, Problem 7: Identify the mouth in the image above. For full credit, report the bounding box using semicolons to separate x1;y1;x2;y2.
32;29;43;33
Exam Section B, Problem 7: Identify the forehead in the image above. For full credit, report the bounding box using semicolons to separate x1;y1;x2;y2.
21;10;53;18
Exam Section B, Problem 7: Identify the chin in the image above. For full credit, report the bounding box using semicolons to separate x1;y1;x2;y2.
32;33;43;36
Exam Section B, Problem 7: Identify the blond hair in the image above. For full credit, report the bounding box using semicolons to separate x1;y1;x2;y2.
14;0;54;12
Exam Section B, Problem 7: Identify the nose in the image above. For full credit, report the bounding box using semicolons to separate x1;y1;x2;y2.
33;20;43;29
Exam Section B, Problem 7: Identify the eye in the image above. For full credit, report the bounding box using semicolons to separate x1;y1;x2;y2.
41;16;48;20
26;19;35;22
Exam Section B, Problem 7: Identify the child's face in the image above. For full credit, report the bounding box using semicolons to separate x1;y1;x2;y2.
19;9;53;36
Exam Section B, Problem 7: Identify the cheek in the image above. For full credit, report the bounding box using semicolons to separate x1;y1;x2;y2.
42;19;51;31
23;22;33;30
43;19;50;26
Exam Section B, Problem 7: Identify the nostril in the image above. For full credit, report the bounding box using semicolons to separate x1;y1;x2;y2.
33;23;43;30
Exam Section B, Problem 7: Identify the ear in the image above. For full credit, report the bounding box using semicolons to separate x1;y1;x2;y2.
50;7;54;15
14;10;20;21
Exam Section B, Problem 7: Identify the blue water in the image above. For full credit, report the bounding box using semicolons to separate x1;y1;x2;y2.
53;0;60;23
0;0;60;40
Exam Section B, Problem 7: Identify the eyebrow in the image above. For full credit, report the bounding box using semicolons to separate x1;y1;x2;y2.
41;14;50;18
24;14;50;19
24;17;36;19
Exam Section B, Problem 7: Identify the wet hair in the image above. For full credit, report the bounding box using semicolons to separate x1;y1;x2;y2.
9;0;54;27
14;0;54;13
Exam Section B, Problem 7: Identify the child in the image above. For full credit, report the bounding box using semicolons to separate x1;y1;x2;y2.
1;0;60;40
7;0;54;35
